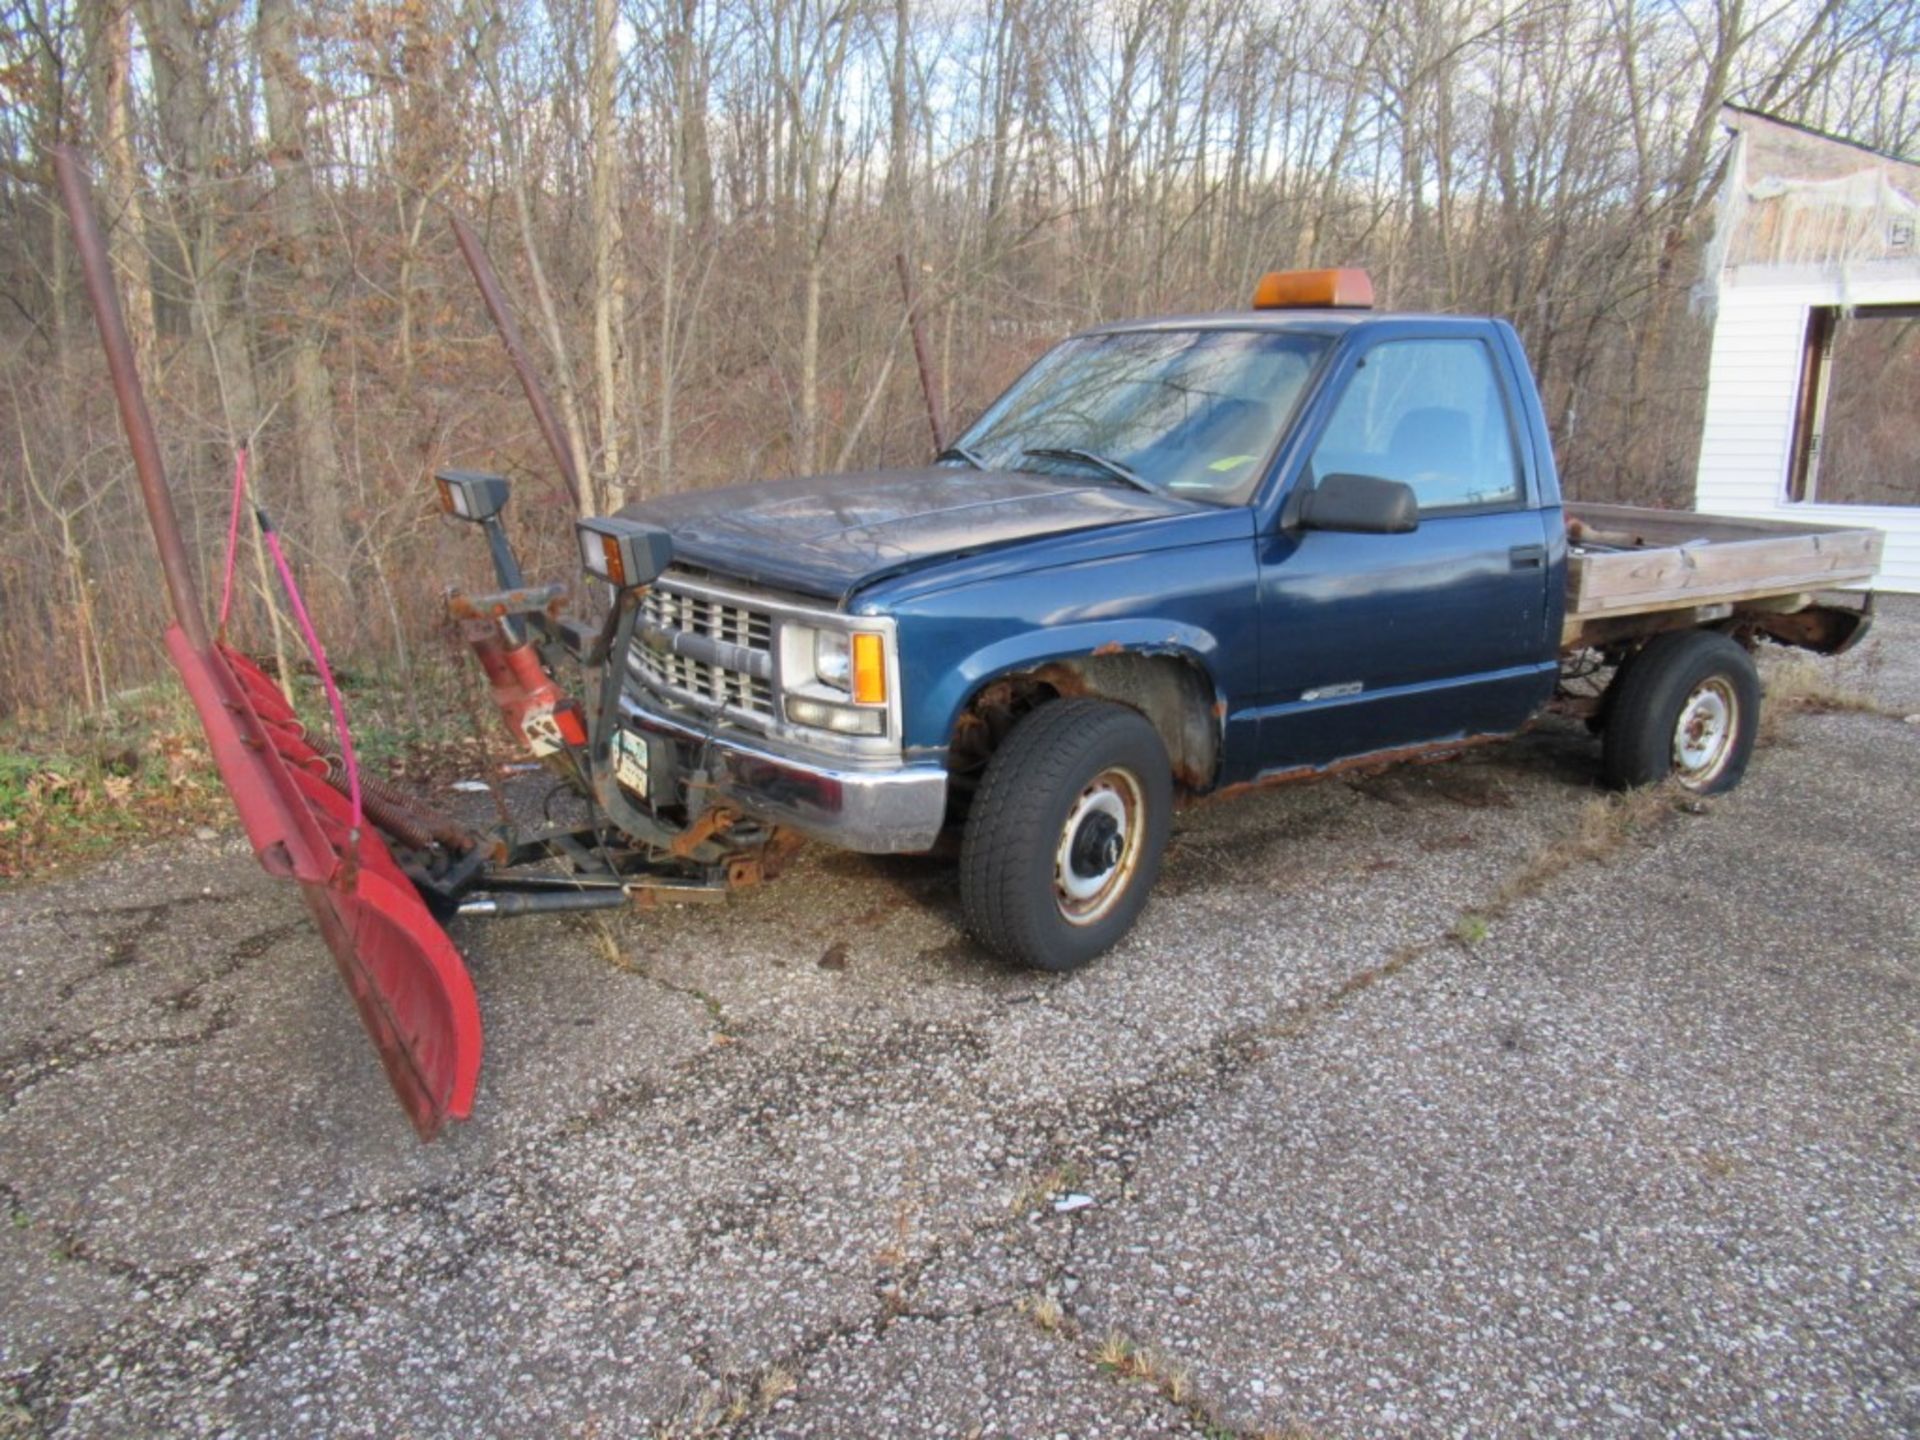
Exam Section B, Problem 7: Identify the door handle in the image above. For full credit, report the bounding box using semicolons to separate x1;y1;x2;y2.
1509;544;1547;570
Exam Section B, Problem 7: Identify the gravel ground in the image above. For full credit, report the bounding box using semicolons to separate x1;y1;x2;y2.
1;599;1916;1439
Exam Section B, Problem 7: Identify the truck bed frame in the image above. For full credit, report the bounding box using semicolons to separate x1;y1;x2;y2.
1561;503;1883;652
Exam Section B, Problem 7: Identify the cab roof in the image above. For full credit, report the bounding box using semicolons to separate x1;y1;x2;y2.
1075;309;1493;340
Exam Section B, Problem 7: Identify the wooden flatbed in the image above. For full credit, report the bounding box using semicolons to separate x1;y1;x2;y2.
1561;503;1883;649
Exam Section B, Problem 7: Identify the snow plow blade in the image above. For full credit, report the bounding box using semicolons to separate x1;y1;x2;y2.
168;630;482;1139
55;145;480;1139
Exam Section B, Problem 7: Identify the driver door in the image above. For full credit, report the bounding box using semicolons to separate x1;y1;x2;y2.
1254;332;1557;771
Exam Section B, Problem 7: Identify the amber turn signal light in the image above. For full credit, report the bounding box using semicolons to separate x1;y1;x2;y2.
851;632;887;705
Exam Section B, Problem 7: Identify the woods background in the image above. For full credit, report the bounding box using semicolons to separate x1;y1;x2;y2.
1;0;1916;720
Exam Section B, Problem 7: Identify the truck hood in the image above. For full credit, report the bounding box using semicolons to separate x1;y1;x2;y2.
618;467;1199;602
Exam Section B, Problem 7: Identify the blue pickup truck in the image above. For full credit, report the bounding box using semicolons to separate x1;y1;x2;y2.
563;269;1875;971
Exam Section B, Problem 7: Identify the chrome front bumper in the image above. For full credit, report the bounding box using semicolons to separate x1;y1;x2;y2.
618;693;948;854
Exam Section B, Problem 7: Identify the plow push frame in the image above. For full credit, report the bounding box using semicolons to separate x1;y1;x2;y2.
52;147;794;1140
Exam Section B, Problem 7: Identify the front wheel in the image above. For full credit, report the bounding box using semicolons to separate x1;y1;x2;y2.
960;699;1172;971
1601;629;1761;795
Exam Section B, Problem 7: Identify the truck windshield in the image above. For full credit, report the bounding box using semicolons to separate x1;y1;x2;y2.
952;329;1331;504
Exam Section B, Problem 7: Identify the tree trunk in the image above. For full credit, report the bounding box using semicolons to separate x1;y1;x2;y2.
675;0;714;234
590;0;632;509
84;0;155;380
137;0;261;449
887;0;912;217
257;0;348;579
798;252;822;473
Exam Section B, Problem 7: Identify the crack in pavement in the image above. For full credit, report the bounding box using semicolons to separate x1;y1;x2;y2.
42;896;236;999
0;920;305;1115
0;1003;240;1115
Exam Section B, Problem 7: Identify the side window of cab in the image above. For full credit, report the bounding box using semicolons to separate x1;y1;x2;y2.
1307;338;1524;513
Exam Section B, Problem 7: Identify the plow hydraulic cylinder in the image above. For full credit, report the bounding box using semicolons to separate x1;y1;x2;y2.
469;631;588;759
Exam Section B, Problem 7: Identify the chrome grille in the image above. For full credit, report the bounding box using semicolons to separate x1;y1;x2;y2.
630;574;776;720
640;584;773;653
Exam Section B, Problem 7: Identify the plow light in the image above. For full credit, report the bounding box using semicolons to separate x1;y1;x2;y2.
436;469;512;522
577;516;673;591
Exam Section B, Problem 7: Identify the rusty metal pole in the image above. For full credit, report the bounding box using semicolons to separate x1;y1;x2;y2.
895;253;947;453
53;146;212;651
448;211;586;513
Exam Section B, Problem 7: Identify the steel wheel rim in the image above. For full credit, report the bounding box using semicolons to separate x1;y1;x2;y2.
1672;677;1738;788
1053;766;1145;927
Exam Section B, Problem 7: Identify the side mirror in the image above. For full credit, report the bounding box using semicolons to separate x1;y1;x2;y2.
1298;473;1418;534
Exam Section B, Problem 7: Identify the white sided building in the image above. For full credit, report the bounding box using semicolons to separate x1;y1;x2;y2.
1694;106;1920;592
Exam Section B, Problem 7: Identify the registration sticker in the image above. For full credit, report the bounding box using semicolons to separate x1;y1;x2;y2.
613;728;650;798
522;705;565;756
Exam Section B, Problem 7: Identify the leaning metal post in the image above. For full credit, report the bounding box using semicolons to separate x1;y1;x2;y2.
895;252;948;453
52;146;210;650
448;211;586;514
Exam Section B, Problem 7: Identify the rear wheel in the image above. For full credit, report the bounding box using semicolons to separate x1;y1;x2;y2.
1601;629;1760;795
960;699;1172;971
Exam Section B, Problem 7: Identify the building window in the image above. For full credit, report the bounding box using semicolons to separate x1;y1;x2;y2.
1787;303;1920;506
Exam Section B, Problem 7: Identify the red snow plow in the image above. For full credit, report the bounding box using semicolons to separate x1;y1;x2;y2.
54;149;788;1139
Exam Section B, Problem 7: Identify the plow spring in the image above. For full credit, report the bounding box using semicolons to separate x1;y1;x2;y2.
54;148;781;1139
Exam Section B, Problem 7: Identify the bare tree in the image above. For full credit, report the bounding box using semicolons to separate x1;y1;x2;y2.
590;0;634;507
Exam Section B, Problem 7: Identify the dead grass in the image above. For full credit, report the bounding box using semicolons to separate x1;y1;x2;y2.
1024;1293;1065;1332
1758;651;1905;745
1687;1147;1741;1180
874;1179;919;1271
1264;941;1424;1042
651;1363;797;1438
0;1395;36;1440
754;1367;797;1410
583;916;638;973
1094;1330;1190;1401
1482;785;1677;920
1085;1327;1319;1438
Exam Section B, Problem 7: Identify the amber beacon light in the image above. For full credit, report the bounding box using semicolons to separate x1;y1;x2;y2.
1251;267;1375;310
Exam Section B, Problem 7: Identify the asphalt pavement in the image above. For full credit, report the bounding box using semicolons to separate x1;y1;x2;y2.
2;600;1916;1438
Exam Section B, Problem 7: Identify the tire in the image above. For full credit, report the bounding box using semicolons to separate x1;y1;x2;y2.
960;698;1172;971
1601;629;1761;795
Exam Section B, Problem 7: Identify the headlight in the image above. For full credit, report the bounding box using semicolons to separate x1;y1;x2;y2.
815;631;852;692
782;625;891;737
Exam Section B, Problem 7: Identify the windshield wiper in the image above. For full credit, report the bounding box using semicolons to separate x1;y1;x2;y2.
1022;447;1154;493
936;444;987;469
